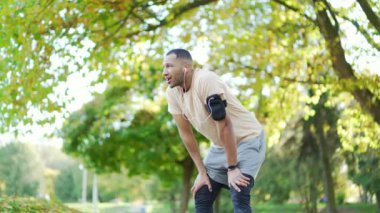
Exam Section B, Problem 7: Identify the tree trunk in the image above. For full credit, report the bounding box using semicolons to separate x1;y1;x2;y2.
82;168;87;203
315;113;337;213
170;193;177;213
310;182;318;213
213;193;221;213
92;174;99;213
179;156;195;213
312;0;380;125
318;137;337;213
376;191;380;213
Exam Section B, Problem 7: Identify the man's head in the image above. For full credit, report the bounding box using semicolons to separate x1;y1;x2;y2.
163;49;193;88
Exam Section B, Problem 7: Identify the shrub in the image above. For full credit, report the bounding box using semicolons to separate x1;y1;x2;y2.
0;196;80;213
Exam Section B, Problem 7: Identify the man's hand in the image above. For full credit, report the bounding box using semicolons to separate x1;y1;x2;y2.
228;168;250;192
191;173;212;198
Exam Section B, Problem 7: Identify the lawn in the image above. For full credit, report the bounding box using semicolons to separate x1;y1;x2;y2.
66;202;377;213
66;201;158;213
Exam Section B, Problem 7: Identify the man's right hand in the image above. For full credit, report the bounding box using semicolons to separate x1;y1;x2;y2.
191;173;212;198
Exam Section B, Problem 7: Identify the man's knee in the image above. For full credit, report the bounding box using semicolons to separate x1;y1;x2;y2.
231;186;251;204
195;185;214;204
230;185;252;213
195;185;215;213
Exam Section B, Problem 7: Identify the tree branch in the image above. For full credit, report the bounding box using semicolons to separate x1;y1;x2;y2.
313;0;380;125
122;0;217;38
356;0;380;33
231;61;325;85
94;5;136;50
340;15;380;51
131;11;145;23
26;0;55;33
322;0;340;32
94;0;217;50
272;0;317;24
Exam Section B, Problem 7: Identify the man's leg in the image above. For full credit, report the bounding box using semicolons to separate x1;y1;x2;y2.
229;174;255;213
195;177;224;213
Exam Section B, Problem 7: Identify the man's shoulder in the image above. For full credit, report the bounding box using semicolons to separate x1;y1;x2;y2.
195;68;220;83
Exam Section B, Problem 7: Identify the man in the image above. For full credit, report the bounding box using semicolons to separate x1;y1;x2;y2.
163;48;265;213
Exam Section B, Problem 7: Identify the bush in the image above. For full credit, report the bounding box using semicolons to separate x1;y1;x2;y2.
0;143;44;197
0;196;80;213
54;163;83;202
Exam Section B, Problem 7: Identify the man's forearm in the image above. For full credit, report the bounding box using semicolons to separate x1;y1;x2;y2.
183;138;207;175
219;118;238;166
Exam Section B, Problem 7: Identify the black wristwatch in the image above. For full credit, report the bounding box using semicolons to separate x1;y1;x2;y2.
228;164;238;171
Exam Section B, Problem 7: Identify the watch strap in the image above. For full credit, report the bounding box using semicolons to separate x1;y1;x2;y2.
228;164;238;171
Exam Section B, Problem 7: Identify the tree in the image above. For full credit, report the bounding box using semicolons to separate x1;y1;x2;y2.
270;0;380;124
270;90;342;212
345;149;380;211
54;161;82;202
60;83;207;212
253;150;298;204
1;0;218;133
4;0;380;210
5;0;377;128
339;103;380;212
0;142;44;197
307;92;341;213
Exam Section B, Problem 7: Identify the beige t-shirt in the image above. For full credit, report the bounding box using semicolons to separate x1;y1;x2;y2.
166;68;262;146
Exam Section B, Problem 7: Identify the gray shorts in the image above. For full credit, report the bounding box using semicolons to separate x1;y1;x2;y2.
203;130;266;186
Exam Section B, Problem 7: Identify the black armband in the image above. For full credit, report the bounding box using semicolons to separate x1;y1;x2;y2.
205;94;227;121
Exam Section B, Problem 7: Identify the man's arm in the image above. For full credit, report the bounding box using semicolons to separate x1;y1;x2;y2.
173;114;212;195
215;114;237;166
215;114;250;191
173;114;206;175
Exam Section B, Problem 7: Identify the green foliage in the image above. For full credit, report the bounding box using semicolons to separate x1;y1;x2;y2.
2;0;378;129
345;149;380;195
60;83;188;184
97;172;158;202
338;98;380;198
0;0;218;133
54;162;82;202
338;103;380;151
253;150;298;204
0;197;79;213
0;143;44;197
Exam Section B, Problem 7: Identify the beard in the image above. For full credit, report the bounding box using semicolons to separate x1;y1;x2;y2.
170;76;184;88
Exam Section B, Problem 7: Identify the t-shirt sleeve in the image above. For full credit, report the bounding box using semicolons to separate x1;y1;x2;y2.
198;71;226;102
166;88;182;115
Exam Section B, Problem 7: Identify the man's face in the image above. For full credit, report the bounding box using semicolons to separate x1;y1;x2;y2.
162;53;184;88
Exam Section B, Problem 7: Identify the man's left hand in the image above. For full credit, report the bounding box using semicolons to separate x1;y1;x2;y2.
227;168;250;192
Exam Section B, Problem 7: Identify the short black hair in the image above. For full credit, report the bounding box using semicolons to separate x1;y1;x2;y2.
166;49;192;61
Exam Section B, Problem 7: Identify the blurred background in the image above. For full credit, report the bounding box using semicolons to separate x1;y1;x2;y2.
0;0;379;212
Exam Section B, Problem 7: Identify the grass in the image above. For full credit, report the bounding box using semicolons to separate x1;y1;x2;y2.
253;203;304;212
66;202;377;213
252;203;376;213
66;202;157;213
0;197;375;213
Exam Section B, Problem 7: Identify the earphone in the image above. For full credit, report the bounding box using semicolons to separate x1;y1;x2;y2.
183;67;188;92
